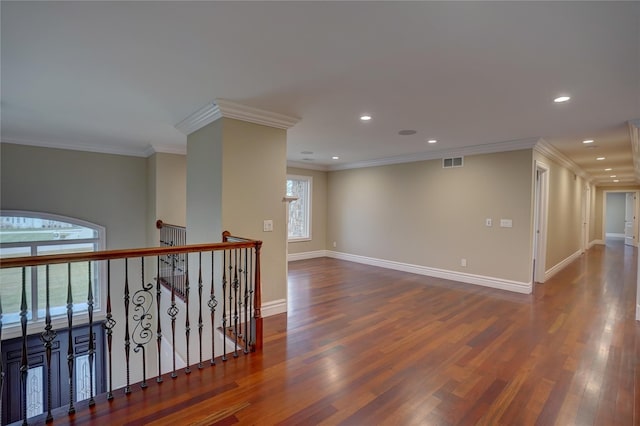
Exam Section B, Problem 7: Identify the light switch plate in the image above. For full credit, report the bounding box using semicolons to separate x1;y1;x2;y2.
263;220;273;232
500;219;513;228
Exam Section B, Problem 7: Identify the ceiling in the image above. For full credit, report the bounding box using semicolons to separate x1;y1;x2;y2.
2;2;638;186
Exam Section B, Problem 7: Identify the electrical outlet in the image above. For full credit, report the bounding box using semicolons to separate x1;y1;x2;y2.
461;258;467;267
485;218;492;227
333;241;337;248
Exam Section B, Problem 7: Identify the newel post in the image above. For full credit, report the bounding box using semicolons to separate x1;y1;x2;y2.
253;240;263;351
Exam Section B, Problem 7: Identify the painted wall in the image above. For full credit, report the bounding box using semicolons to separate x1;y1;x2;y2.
605;192;626;234
286;167;328;254
222;118;288;305
146;152;187;247
533;151;587;270
327;149;534;285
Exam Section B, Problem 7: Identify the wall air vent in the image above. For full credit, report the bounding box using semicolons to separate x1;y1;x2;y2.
442;156;464;168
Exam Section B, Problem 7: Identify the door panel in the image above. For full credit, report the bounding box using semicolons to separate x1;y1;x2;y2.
625;192;636;246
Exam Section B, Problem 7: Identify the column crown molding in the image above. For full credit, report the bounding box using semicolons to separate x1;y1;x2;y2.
175;99;300;135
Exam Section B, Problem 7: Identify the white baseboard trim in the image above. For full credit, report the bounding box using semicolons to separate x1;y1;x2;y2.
589;239;605;248
288;250;329;262
606;233;625;238
326;251;531;294
544;249;582;282
262;299;287;317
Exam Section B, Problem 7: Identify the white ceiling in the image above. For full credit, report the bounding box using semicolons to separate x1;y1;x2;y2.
2;2;638;185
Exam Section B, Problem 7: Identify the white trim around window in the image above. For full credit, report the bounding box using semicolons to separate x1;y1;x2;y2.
286;175;312;242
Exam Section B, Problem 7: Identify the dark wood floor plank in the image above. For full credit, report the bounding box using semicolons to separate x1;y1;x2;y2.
24;239;638;425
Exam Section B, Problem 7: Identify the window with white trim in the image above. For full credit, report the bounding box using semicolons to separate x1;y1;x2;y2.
0;211;105;325
286;175;312;241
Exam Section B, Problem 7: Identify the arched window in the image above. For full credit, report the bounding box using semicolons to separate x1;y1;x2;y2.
0;211;105;327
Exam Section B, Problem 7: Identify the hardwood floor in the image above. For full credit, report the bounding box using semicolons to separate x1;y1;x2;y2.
31;239;638;425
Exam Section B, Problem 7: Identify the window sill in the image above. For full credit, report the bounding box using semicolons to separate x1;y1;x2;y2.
288;238;312;243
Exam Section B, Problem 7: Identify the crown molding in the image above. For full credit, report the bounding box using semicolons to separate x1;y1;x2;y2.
1;137;150;158
215;99;300;130
328;137;540;171
144;144;187;157
286;160;329;171
534;139;591;182
174;103;222;135
175;100;300;136
629;120;640;183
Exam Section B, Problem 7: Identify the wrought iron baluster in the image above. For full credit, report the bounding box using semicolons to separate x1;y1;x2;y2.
103;260;116;399
87;262;95;406
184;257;191;374
124;259;131;394
248;250;254;348
66;264;75;414
133;258;153;389
243;248;249;354
198;253;203;369
40;265;57;422
168;252;178;378
19;267;28;426
208;251;217;365
232;249;239;358
156;257;163;383
222;251;227;362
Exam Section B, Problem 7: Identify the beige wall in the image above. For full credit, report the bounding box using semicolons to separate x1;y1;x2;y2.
222;118;288;304
286;167;328;254
327;150;534;284
147;152;187;245
533;151;589;269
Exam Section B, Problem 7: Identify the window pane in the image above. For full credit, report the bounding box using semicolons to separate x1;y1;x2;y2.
37;244;96;316
0;247;33;321
287;177;310;240
0;217;97;242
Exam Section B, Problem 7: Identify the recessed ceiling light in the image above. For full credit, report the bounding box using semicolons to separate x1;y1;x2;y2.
596;157;605;161
605;168;613;171
332;156;340;160
613;180;620;183
301;151;314;155
360;115;372;121
582;140;594;144
554;96;571;103
398;130;416;136
427;139;437;144
610;175;617;178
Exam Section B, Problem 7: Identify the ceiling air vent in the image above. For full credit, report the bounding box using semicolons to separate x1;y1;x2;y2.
442;156;464;168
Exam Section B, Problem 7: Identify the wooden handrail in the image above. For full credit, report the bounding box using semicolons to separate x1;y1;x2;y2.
0;232;262;269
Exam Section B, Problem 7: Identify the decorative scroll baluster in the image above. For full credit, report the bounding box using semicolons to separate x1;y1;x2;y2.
124;259;131;394
243;248;249;354
133;258;153;389
156;257;163;383
40;265;57;422
103;260;116;399
19;267;28;426
233;250;239;358
198;253;203;369
222;251;227;362
168;253;178;378
184;258;191;374
66;264;75;414
87;262;95;406
208;251;217;365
